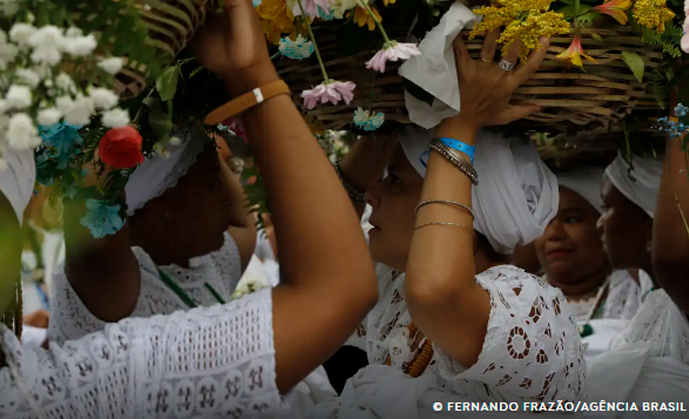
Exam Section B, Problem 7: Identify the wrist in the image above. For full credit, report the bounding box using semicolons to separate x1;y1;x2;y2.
219;64;280;98
436;114;478;146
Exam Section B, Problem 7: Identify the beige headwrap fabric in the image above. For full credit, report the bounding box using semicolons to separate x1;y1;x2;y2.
125;128;205;216
399;125;559;255
604;152;663;218
556;167;605;213
0;147;36;225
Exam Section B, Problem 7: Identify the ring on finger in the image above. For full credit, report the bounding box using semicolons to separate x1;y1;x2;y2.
498;59;516;71
480;57;493;63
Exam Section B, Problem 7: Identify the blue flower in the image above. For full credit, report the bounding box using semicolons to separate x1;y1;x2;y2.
318;7;334;21
278;35;314;60
675;103;689;118
79;198;124;239
38;122;83;169
353;108;385;131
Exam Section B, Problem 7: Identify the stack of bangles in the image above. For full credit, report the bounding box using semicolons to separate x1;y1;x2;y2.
415;137;477;233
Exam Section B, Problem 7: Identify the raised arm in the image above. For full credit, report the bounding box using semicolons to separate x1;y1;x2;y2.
405;32;548;367
652;133;689;314
190;0;377;392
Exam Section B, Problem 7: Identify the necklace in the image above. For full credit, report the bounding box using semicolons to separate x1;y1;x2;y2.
578;278;611;338
156;267;226;309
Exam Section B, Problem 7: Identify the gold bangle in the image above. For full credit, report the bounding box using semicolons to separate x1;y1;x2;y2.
414;222;474;233
414;199;475;219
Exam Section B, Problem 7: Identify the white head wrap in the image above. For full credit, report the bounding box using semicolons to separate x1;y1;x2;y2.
0;147;36;226
604;152;662;218
125;129;205;216
556;167;605;213
399;125;559;255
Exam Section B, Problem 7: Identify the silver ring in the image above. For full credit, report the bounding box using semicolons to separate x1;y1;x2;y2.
499;59;516;71
480;57;492;63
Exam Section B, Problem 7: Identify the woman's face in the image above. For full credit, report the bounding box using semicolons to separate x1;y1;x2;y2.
365;146;424;271
534;186;607;284
161;147;234;255
597;176;651;270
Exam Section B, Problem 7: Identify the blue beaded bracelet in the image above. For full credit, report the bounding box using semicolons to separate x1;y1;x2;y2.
437;137;475;164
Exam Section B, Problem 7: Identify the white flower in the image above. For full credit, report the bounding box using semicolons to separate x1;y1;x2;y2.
0;1;19;18
169;136;181;146
97;57;124;75
28;25;64;66
329;0;362;19
5;85;32;109
55;95;73;114
63;95;95;126
0;99;7;114
15;68;40;87
88;87;118;110
0;43;18;66
65;27;83;38
6;113;41;150
63;34;97;56
9;23;36;46
101;107;130;128
37;108;62;126
54;72;76;93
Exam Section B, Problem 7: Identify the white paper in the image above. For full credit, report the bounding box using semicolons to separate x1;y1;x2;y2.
398;1;478;129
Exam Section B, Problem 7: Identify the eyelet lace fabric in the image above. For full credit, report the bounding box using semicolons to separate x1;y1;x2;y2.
48;232;242;345
0;288;286;418
610;287;689;364
347;264;586;403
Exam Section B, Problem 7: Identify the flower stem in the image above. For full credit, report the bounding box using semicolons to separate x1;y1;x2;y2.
296;0;330;82
362;2;391;45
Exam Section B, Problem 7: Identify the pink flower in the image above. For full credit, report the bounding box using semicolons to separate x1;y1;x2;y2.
301;80;357;109
366;42;421;73
220;117;246;140
291;0;333;19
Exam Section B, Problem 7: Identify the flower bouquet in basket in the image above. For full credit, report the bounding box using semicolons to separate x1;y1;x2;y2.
0;0;223;238
260;0;684;137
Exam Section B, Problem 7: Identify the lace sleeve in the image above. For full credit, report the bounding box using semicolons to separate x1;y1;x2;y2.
211;232;243;294
434;266;586;403
1;289;287;418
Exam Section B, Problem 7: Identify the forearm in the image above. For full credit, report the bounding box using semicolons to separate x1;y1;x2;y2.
405;117;489;366
63;198;140;322
652;136;689;313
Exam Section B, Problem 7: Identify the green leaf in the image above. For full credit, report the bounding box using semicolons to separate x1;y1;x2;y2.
156;65;179;102
621;51;645;82
142;97;161;109
590;33;603;41
148;108;172;140
402;78;434;107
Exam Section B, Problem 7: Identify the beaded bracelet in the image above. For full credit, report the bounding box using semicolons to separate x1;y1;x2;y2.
334;159;366;203
429;139;478;185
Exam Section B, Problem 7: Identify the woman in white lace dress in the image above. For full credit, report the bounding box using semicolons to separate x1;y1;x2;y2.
587;138;689;417
0;1;378;417
316;29;586;419
533;168;640;361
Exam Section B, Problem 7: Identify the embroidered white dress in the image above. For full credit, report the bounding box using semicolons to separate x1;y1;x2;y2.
48;232;242;344
318;264;587;419
587;270;689;418
0;289;287;418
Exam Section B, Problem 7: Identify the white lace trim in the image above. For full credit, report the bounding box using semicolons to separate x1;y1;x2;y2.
1;289;286;418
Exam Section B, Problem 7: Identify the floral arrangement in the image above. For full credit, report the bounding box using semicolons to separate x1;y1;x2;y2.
257;0;685;132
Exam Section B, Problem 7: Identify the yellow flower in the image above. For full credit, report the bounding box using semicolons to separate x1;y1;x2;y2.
556;34;595;67
632;0;675;33
348;6;382;31
471;0;569;62
257;0;296;44
383;0;396;5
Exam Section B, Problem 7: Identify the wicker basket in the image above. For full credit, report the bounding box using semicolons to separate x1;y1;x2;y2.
276;26;664;133
113;0;219;99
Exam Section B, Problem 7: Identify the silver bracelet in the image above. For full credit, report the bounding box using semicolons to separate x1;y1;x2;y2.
429;140;478;185
334;160;366;203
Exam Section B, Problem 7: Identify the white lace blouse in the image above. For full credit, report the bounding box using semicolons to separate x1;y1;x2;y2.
48;232;242;345
0;289;286;418
562;270;640;323
347;264;587;403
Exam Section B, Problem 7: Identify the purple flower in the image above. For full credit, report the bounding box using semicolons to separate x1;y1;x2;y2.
301;80;357;109
366;42;421;73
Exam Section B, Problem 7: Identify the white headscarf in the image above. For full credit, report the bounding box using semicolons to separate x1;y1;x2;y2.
0;147;36;225
604;152;662;218
399;125;559;255
556;167;605;213
125;129;204;216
